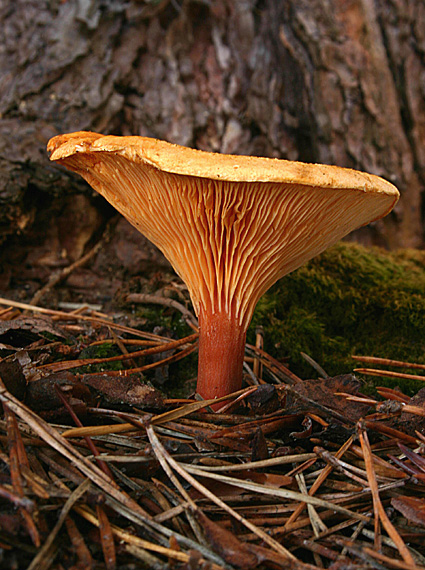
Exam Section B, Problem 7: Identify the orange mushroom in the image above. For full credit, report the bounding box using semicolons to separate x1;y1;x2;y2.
48;132;399;403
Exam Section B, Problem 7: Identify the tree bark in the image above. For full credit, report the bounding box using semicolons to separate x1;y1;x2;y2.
1;0;424;288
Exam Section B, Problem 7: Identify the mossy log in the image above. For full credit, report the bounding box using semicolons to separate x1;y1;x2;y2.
249;241;425;394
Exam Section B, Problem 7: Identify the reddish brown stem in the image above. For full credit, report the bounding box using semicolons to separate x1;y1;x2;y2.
196;307;246;405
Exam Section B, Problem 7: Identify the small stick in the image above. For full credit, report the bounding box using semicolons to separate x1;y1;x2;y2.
0;483;34;509
74;504;221;568
182;464;369;522
376;387;410;403
30;222;112;306
315;447;370;487
365;420;418;446
0;380;151;519
62;387;259;438
0;306;18;319
107;325;138;369
126;293;198;328
215;385;258;413
362;546;422;570
295;471;328;537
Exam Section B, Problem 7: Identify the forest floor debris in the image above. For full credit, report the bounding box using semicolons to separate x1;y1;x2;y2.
0;299;425;569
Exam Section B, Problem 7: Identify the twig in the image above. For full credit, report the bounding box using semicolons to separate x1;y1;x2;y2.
215;385;258;413
54;385;115;480
61;386;260;438
30;225;110;306
362;546;423;570
315;446;370;486
243;361;260;386
365;420;419;446
108;325;138;369
184;452;316;472
0;483;34;509
125;293;198;328
65;516;94;568
145;425;209;547
122;543;169;570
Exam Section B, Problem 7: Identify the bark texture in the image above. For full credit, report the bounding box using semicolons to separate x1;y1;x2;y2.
1;0;424;289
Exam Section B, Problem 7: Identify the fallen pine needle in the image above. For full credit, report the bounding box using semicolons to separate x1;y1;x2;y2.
146;424;297;561
27;479;91;570
354;368;425;382
179;463;370;523
74;504;219;567
358;422;417;567
353;355;425;370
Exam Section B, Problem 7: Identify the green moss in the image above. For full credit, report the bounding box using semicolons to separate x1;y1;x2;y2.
139;306;192;339
76;342;124;373
248;242;425;394
135;305;198;394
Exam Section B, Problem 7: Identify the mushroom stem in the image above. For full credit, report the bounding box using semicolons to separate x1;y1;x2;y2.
48;132;400;406
196;307;246;405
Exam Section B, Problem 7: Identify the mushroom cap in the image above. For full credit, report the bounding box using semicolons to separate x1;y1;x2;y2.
48;131;399;329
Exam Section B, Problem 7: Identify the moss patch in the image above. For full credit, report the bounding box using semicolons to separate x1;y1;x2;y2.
248;242;425;394
76;342;124;374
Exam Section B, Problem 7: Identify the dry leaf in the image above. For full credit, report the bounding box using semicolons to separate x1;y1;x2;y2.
392;496;425;527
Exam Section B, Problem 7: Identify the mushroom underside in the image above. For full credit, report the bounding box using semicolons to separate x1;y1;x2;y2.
48;133;399;401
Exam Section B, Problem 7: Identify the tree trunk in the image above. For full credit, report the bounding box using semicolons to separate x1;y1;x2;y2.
1;0;424;294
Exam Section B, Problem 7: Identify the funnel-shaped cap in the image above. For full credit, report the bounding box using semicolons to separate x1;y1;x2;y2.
48;131;399;331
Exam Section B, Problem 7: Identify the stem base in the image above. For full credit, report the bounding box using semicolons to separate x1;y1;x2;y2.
196;308;246;405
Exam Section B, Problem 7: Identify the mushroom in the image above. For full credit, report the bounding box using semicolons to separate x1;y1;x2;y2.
47;131;399;404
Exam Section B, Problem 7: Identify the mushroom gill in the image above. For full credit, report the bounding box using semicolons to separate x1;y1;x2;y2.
48;132;399;403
